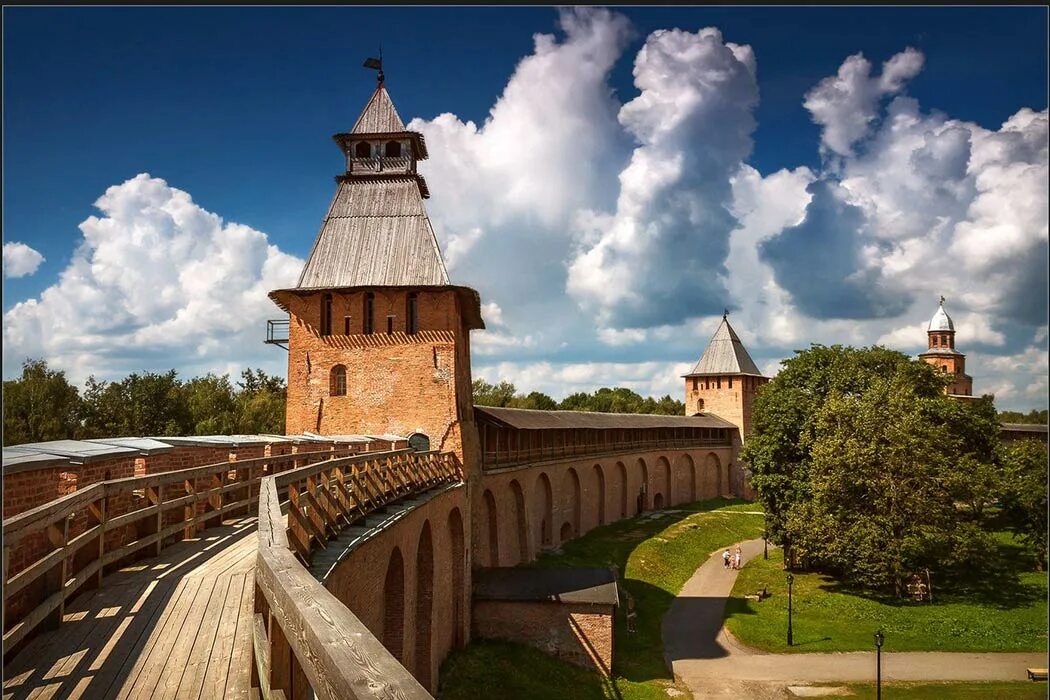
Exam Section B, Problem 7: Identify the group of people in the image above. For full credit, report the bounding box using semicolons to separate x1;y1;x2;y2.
722;545;743;570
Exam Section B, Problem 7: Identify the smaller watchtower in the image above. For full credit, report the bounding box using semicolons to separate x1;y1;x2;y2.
918;297;973;396
683;312;768;441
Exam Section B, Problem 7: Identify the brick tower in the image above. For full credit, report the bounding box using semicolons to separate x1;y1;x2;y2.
683;313;768;440
269;73;484;463
918;296;973;397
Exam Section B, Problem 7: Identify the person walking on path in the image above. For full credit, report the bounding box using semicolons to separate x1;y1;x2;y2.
734;546;743;570
723;549;731;569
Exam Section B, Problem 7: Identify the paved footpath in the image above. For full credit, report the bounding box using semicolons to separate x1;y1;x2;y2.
662;539;1045;697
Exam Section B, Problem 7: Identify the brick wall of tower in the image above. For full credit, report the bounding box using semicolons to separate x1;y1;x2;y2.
685;374;767;439
282;288;474;464
920;354;973;396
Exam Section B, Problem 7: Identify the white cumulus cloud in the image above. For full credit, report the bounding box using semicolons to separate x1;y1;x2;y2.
2;173;303;383
3;242;45;278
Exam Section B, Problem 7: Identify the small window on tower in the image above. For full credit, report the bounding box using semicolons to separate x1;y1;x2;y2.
942;365;948;373
697;398;705;412
406;292;419;334
385;141;402;158
363;293;375;335
716;377;721;389
729;377;733;389
320;294;333;336
387;315;394;335
330;365;347;396
344;316;351;335
933;335;939;347
354;142;371;158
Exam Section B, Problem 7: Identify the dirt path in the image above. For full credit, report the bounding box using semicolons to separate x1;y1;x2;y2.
662;538;1044;696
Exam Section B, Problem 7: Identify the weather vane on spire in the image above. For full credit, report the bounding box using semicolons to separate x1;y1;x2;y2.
723;308;729;320
363;45;384;84
939;295;946;306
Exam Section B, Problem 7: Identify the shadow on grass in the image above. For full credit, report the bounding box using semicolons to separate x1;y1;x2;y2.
815;539;1045;611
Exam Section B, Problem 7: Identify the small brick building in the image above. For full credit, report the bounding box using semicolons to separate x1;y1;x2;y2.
472;567;618;675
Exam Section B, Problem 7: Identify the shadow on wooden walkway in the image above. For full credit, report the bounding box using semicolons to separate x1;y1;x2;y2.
3;517;258;700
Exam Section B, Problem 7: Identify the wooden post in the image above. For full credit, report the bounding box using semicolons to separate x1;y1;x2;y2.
89;495;107;586
146;485;162;557
184;477;197;539
44;515;69;631
268;611;292;696
209;471;224;529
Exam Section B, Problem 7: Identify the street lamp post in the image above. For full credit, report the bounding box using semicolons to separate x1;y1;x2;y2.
786;573;794;646
763;529;768;560
874;629;884;700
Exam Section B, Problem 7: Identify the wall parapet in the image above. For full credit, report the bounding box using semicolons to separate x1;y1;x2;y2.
253;448;460;700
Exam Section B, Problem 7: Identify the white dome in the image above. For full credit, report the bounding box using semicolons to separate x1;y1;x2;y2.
928;299;954;332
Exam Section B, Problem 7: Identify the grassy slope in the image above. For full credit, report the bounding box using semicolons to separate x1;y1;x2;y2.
437;498;765;700
841;681;1048;699
725;539;1048;653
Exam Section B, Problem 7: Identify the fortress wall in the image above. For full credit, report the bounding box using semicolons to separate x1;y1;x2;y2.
322;485;471;694
475;446;737;568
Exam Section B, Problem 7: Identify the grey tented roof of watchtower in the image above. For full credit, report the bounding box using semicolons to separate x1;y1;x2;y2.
295;178;449;288
350;83;406;134
685;316;764;377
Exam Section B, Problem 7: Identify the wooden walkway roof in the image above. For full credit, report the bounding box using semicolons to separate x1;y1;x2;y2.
3;518;258;700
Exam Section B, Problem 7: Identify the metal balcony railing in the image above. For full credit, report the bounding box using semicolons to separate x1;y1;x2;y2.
265;319;289;349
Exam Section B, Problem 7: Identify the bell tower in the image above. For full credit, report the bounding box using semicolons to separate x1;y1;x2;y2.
918;297;973;397
268;70;484;464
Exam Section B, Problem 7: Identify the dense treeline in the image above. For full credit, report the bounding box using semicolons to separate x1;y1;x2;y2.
472;379;685;415
743;345;1048;595
3;359;286;446
998;408;1049;424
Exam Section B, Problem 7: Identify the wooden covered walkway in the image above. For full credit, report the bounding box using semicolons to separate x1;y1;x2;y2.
3;517;258;700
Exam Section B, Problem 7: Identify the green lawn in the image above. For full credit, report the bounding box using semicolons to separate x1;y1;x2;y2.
839;681;1048;699
725;540;1048;653
437;498;766;699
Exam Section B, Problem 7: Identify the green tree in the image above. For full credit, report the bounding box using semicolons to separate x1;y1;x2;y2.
999;439;1049;570
184;374;237;435
742;345;1001;591
472;379;518;407
81;370;191;437
999;408;1049;424
2;359;84;445
509;391;558;410
234;368;286;434
792;371;993;593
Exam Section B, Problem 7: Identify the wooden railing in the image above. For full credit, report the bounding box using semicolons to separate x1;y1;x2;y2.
253;449;460;700
1;448;353;658
483;437;733;470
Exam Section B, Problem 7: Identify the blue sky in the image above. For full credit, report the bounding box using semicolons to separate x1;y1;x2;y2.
3;7;1048;410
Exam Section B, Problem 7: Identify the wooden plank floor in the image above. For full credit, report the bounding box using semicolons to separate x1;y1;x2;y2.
3;517;259;700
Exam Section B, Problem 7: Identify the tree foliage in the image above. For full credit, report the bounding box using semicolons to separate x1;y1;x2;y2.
998;408;1049;424
471;379;684;415
742;345;1008;593
2;359;84;445
3;359;286;445
999;439;1049;570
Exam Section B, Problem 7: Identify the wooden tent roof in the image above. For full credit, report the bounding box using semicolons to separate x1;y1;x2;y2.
685;316;764;377
293;178;449;289
351;83;405;134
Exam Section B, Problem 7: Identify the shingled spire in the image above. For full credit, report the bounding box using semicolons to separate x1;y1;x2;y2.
286;80;449;290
